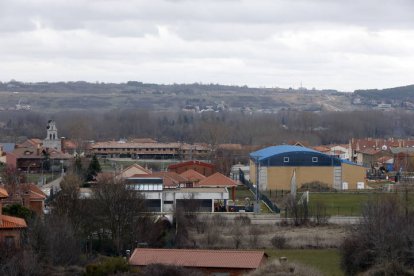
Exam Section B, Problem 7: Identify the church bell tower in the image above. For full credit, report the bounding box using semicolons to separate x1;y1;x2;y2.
43;120;61;151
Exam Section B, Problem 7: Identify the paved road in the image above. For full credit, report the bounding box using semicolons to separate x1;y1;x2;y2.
40;176;63;196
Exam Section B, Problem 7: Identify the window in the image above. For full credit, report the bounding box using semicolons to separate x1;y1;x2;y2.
283;157;289;163
164;200;174;204
312;157;318;163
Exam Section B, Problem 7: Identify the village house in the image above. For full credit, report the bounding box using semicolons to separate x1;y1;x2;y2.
0;143;15;164
96;163;235;213
6;146;72;173
168;160;215;176
3;183;47;216
0;187;27;248
128;248;268;276
5;120;73;172
349;138;414;164
391;147;414;172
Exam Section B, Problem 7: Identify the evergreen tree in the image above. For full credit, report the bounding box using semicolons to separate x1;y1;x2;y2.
85;155;102;181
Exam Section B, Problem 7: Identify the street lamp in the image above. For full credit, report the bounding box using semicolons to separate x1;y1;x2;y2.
252;155;261;214
60;160;64;176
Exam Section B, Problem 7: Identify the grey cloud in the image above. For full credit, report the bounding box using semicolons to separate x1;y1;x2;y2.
0;0;413;90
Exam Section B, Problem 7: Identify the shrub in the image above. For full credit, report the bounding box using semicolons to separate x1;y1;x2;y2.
85;257;129;276
139;263;203;276
340;195;414;275
2;204;35;220
234;215;251;225
246;260;322;276
211;214;227;227
298;182;334;192
249;225;260;248
271;235;287;249
311;201;330;225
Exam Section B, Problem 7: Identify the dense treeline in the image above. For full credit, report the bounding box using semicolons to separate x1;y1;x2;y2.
355;84;414;101
0;109;413;145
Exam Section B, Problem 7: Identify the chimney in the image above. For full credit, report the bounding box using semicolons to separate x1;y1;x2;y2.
61;137;65;153
36;144;40;156
22;190;31;209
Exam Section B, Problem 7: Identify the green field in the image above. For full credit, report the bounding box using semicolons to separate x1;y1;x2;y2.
266;249;343;276
25;173;60;185
309;192;371;216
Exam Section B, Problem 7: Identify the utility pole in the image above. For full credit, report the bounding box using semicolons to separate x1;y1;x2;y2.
254;155;261;214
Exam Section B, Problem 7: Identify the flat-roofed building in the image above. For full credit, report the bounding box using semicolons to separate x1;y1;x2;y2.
250;145;367;191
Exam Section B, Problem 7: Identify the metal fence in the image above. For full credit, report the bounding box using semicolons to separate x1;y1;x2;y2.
238;169;280;213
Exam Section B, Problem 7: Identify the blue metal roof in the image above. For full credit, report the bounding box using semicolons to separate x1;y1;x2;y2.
250;145;320;161
0;143;15;153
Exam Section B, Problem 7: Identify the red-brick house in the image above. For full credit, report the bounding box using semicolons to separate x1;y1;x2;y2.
6;146;72;173
196;172;237;201
179;169;206;183
3;183;47;216
0;187;27;248
168;160;215;176
129;248;268;276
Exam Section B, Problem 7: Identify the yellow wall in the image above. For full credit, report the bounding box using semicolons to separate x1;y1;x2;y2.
250;162;366;190
249;160;256;184
265;166;334;190
341;163;367;189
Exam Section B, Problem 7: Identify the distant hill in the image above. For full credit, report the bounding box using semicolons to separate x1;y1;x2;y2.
355;84;414;101
0;80;348;112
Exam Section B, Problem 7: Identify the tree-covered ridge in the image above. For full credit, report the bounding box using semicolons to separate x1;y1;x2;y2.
355;84;414;101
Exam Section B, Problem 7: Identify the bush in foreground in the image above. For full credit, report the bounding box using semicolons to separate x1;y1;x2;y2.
340;195;414;275
246;260;322;276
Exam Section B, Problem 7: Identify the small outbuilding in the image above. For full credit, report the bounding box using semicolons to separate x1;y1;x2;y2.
129;248;267;276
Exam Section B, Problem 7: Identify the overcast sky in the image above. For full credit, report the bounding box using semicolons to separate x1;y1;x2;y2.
1;0;413;91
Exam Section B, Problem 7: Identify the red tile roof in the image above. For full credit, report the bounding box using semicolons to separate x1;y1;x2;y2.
63;139;77;149
357;148;382;155
0;215;27;229
351;138;414;150
121;164;152;175
8;147;72;160
180;169;206;182
150;172;188;186
18;139;43;148
218;144;243;150
168;160;214;170
26;183;47;200
129;248;267;269
196;172;237;187
4;183;47;201
312;146;331;153
0;187;9;198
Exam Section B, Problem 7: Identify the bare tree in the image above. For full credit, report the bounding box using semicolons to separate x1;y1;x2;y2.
92;177;147;254
341;195;414;275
